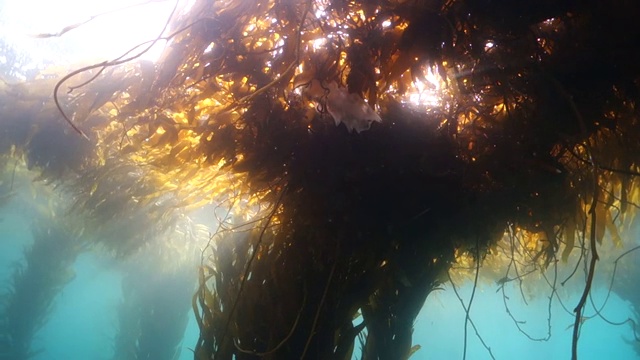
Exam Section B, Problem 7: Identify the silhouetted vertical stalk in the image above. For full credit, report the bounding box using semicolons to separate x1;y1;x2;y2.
0;219;82;360
112;256;195;360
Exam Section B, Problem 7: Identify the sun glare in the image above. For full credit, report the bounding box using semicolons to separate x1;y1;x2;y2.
0;0;177;67
402;66;445;108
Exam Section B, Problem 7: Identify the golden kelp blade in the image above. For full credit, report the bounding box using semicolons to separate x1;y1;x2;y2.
561;215;576;263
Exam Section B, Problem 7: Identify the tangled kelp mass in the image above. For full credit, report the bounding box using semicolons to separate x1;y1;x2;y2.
2;0;640;359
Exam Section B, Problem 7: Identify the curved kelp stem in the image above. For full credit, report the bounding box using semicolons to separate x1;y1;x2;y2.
53;0;180;140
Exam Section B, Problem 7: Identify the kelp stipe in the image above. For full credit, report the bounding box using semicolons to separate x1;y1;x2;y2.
0;219;83;360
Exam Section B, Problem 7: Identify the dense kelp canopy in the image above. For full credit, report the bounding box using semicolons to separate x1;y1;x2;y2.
2;0;640;359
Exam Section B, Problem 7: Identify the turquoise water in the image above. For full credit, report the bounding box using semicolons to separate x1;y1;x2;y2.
2;202;639;360
412;282;638;359
0;197;201;360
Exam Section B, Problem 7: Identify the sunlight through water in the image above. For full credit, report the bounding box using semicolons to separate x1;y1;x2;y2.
0;0;178;71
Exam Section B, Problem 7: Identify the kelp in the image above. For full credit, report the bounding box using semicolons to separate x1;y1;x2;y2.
1;0;640;358
113;254;195;360
0;158;19;208
0;67;98;180
0;218;84;360
174;1;640;358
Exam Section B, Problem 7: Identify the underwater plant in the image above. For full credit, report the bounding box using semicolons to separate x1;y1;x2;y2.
111;215;205;360
0;218;83;360
113;258;195;360
1;0;640;359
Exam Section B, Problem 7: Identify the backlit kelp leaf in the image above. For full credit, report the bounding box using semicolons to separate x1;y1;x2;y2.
602;203;624;248
561;215;576;263
408;344;421;359
595;205;607;245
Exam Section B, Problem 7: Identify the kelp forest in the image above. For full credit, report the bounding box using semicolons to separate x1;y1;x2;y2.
1;0;640;359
